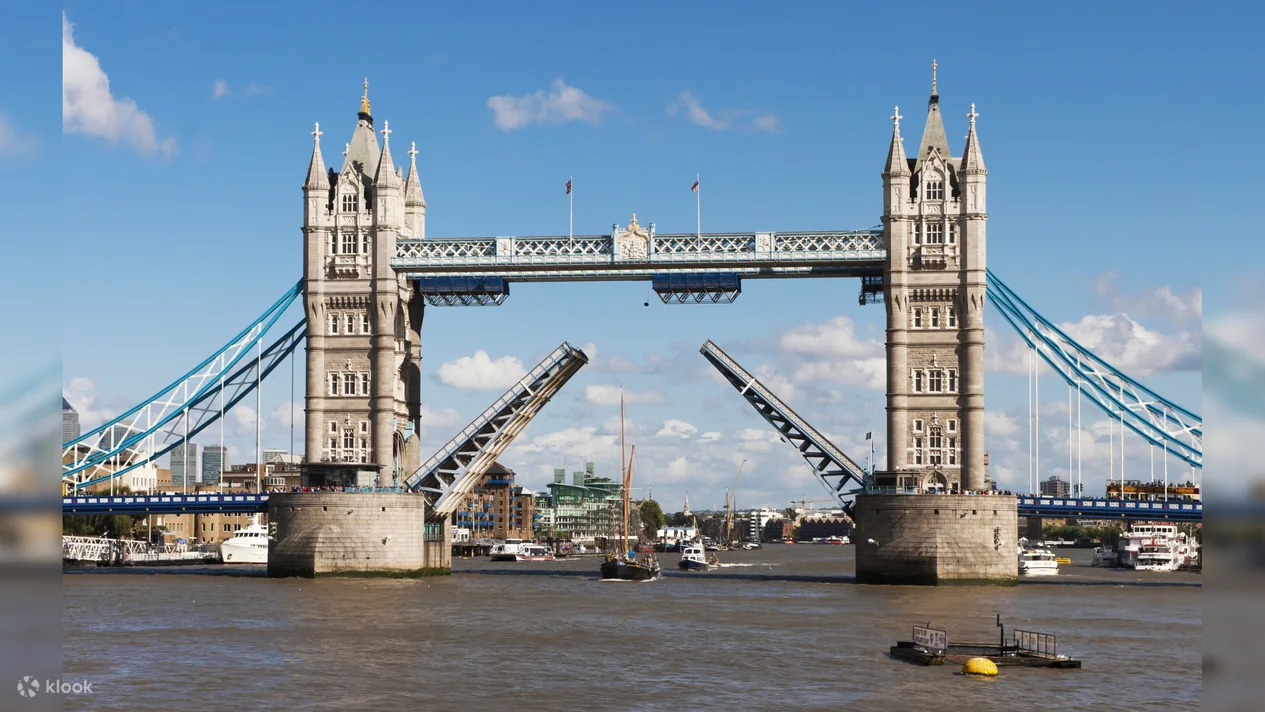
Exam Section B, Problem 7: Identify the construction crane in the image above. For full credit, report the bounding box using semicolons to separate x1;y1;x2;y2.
791;497;834;518
724;459;747;545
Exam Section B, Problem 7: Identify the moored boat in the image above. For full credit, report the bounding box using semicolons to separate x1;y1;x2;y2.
489;538;524;562
219;520;269;564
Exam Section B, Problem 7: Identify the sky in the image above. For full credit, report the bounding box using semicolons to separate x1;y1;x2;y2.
12;3;1259;507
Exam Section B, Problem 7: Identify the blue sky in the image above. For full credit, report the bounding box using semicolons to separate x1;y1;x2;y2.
18;3;1254;505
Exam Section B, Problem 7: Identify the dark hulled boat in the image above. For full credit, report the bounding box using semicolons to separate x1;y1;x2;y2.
600;555;661;581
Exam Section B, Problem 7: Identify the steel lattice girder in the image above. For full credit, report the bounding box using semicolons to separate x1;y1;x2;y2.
405;342;589;518
414;276;509;307
67;321;308;491
653;273;741;304
700;340;868;514
63;282;303;480
985;270;1202;469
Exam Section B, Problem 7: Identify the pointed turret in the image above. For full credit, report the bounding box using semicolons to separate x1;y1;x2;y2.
374;120;401;189
913;59;952;174
961;104;986;175
304;122;330;191
404;140;427;238
883;106;910;177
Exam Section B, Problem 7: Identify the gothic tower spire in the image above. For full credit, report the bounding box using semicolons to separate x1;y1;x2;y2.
304;122;329;191
883;106;911;177
913;59;951;175
961;104;987;174
404;140;427;238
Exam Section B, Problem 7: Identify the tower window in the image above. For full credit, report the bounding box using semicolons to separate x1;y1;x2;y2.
949;222;958;244
926;181;944;200
341;234;356;254
929;370;943;393
345;314;355;334
913;418;924;432
914;438;924;465
929;427;942;450
926;223;944;244
930;308;940;328
361;313;371;333
329;234;338;254
329;373;341;396
360;373;370;395
341;194;357;213
913;223;922;245
948;419;957;433
362;234;370;254
329;314;340;335
913;370;924;393
948;306;957;328
949;438;958;465
913;308;923;328
360;420;369;434
948;369;958;393
343;375;356;396
343;431;355;449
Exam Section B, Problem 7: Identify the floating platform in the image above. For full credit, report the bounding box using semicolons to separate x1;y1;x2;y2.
889;641;1081;668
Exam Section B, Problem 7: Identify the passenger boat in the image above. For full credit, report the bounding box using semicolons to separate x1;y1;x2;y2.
1116;522;1196;572
1018;546;1059;576
1091;546;1118;567
678;543;711;572
515;543;555;561
489;538;524;562
219;520;269;564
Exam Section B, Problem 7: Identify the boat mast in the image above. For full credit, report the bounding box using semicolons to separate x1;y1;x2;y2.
620;388;626;555
624;444;637;556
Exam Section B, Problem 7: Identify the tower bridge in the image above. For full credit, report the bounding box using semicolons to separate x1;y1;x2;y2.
62;71;1202;582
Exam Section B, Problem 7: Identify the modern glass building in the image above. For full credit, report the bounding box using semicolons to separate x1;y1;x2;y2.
62;397;81;443
202;445;228;484
170;442;199;487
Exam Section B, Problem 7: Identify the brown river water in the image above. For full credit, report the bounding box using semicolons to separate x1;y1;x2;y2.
62;545;1200;711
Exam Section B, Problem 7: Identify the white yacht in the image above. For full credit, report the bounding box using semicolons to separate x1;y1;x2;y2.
489;538;524;562
219;521;269;564
1018;545;1059;576
1117;523;1195;572
1091;546;1119;567
515;544;555;561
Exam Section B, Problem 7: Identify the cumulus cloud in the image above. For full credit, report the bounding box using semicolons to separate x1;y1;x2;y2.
63;377;119;431
986;315;1200;377
666;90;781;133
436;350;527;390
1093;273;1202;324
213;80;230;99
487;78;612;131
62;12;178;158
584;384;663;407
656;419;698;439
779;316;886;390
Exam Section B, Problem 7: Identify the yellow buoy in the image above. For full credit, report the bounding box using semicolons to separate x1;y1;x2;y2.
962;657;998;676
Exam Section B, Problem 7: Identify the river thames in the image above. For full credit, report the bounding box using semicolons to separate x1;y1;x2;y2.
62;545;1200;711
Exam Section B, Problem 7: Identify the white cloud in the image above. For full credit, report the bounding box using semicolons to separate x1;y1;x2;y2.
487;78;612;131
63;377;118;431
984;411;1020;438
244;83;273;97
1093;273;1202;324
779;316;886;390
655;419;698;439
0;114;35;157
267;400;301;430
666;90;781;133
986;315;1200;377
213;80;230;99
584;384;663;407
781;316;882;359
62;12;178;158
436;350;527;390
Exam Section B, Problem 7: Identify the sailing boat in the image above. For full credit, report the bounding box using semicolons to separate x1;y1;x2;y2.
600;390;661;581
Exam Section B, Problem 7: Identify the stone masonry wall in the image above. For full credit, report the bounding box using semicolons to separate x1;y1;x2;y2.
268;492;446;577
853;493;1017;585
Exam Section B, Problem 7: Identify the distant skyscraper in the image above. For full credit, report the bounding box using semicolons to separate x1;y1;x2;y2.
202;445;228;484
170;442;199;487
62;397;80;444
1039;476;1070;498
262;448;289;465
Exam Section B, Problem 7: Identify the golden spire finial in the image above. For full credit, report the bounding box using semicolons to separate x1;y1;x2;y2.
931;59;938;95
360;77;371;115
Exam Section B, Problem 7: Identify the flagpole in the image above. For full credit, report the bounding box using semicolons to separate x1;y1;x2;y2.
695;172;701;240
569;175;573;242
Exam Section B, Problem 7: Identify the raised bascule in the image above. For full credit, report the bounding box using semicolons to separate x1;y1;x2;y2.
62;69;1203;583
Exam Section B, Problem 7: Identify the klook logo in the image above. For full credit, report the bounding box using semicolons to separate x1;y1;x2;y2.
15;677;94;698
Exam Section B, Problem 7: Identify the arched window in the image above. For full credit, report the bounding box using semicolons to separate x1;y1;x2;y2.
948;369;958;392
928;370;943;392
948;306;957;328
329;314;340;335
913;370;924;393
360;373;370;395
913;308;923;328
930;308;940;328
329;373;341;396
926;180;944;200
949;222;958;244
341;193;357;213
342;431;354;450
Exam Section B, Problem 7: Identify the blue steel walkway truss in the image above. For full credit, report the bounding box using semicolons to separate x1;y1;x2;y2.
700;340;869;515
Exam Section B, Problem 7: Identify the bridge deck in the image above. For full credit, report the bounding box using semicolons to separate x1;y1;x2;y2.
392;230;885;280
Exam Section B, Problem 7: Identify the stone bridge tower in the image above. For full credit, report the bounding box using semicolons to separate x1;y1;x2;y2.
300;82;426;485
881;65;988;492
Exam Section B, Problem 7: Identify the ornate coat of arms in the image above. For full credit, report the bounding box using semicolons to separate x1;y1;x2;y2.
615;213;650;260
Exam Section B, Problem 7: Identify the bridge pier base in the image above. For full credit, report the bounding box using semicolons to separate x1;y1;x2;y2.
853;494;1018;585
267;493;450;577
